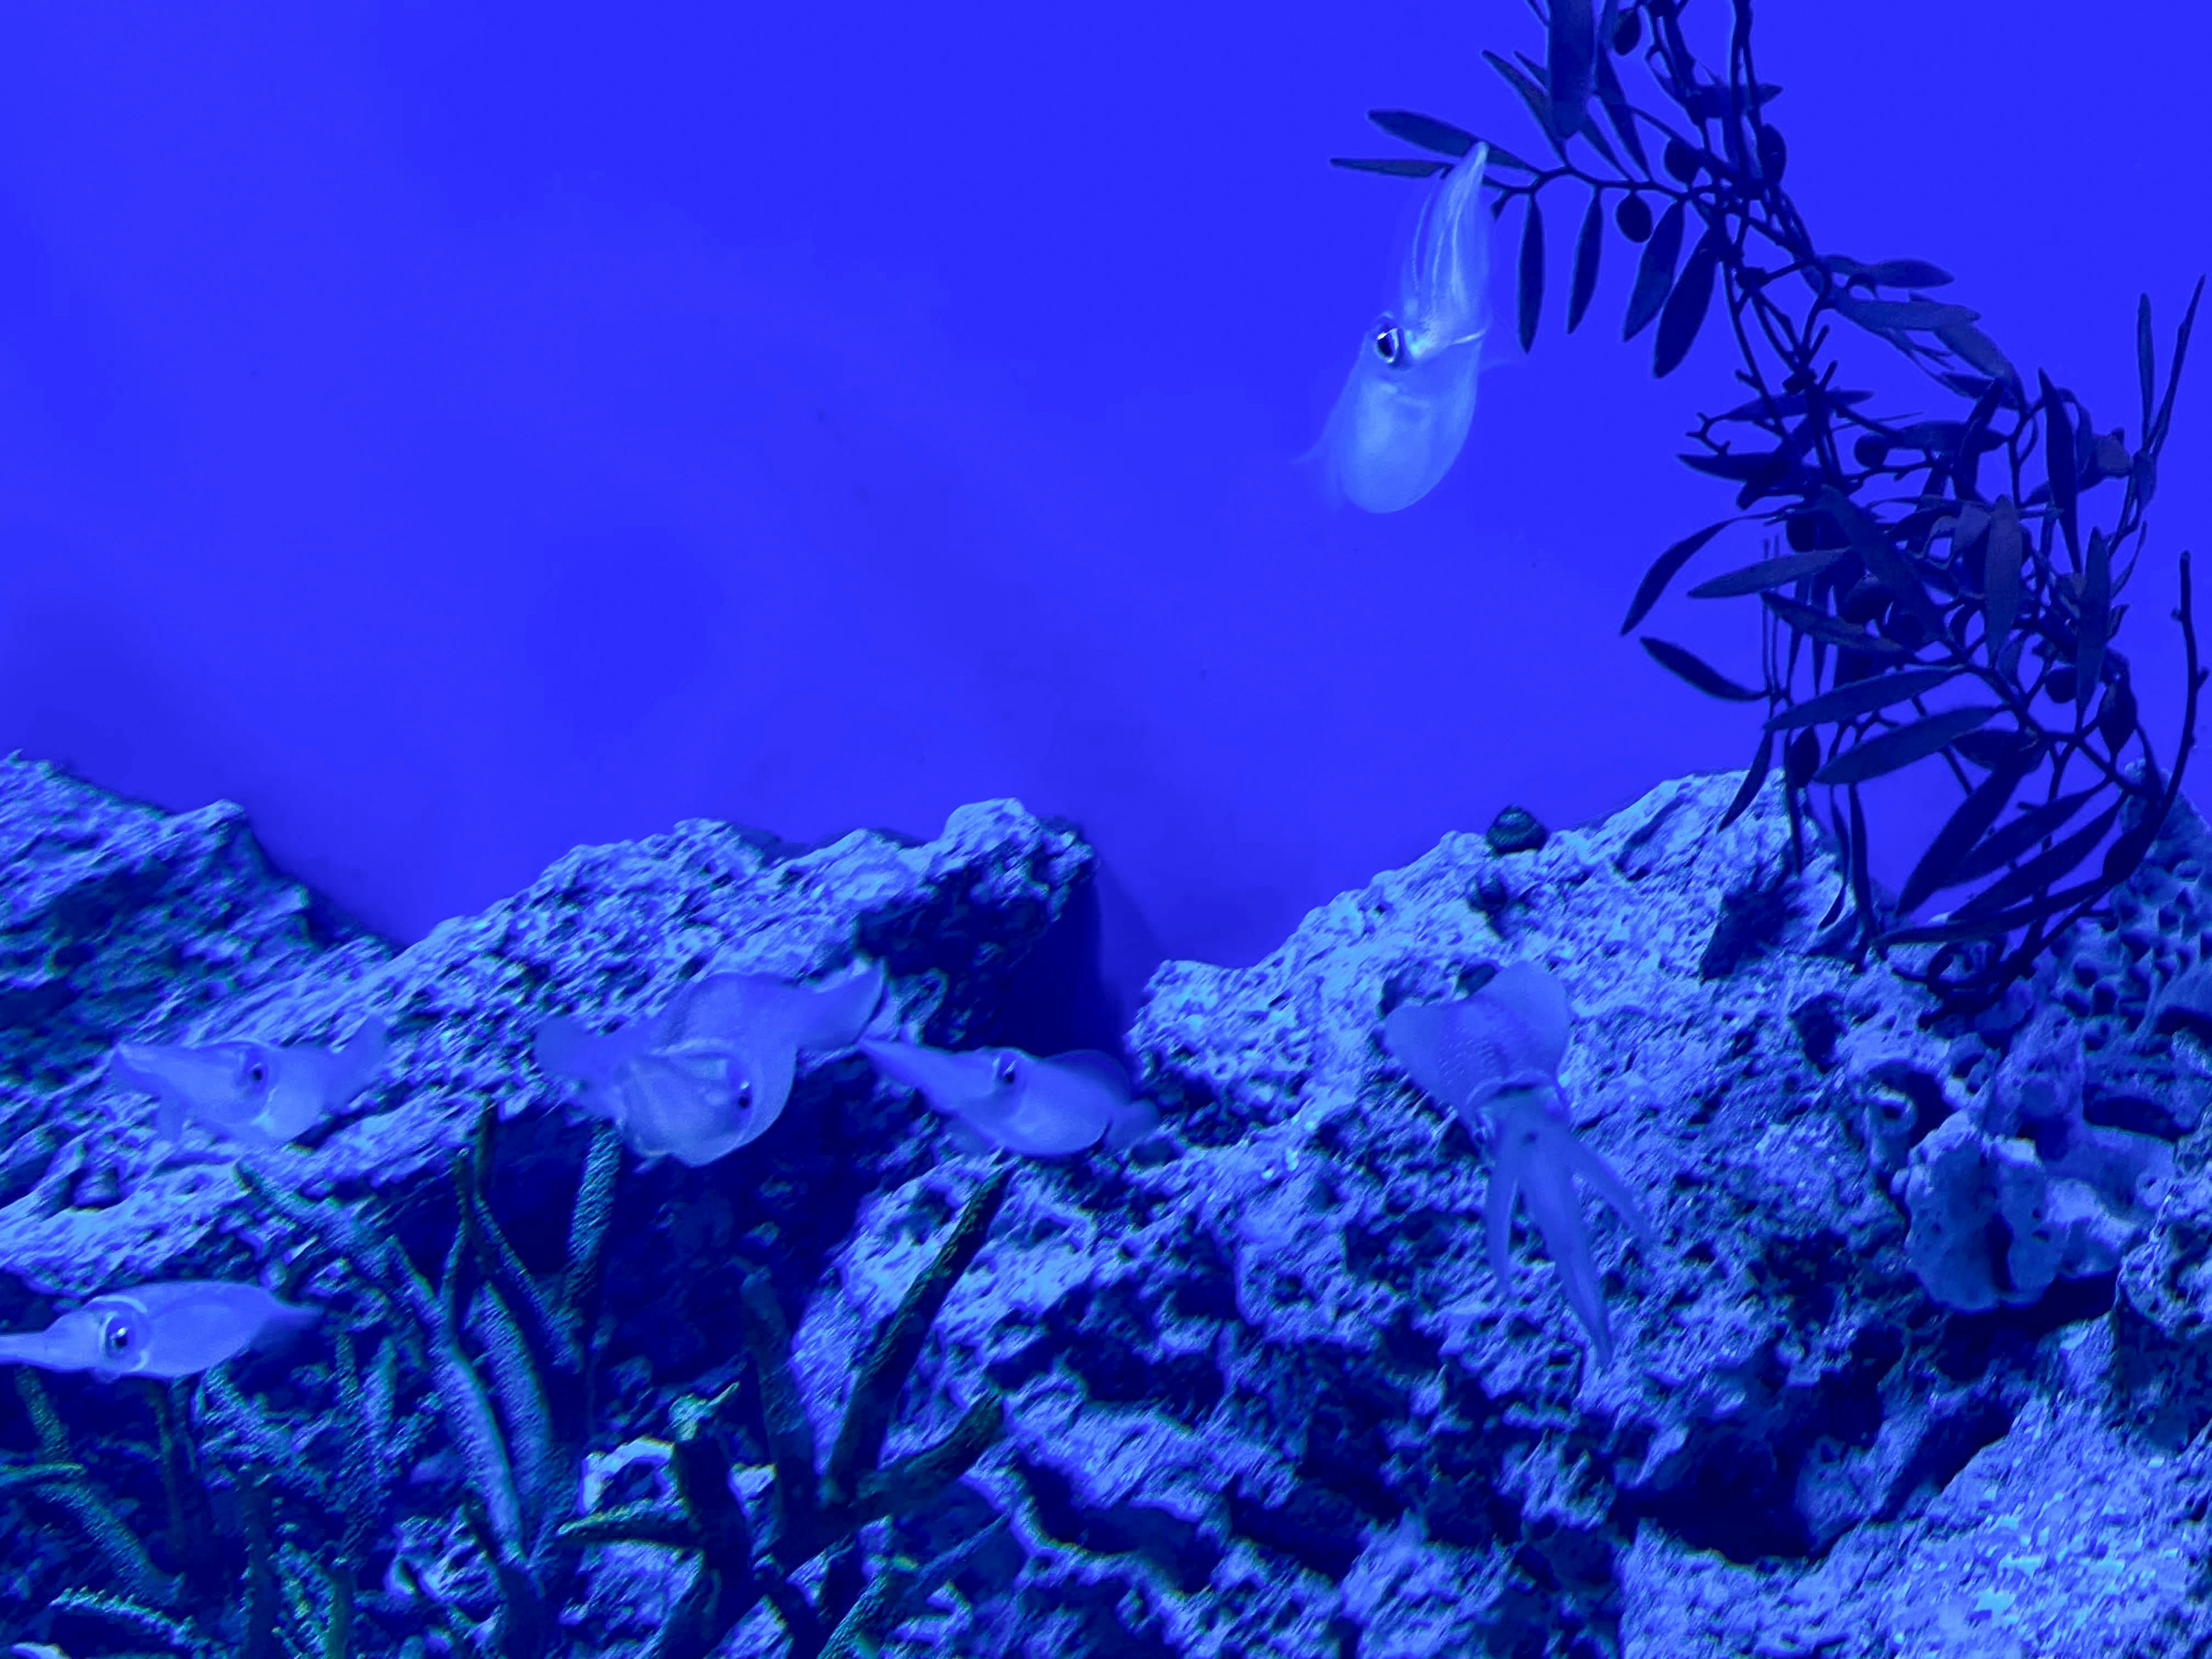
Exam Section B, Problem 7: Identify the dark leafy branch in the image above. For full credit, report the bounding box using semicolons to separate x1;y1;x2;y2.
1334;0;2206;1013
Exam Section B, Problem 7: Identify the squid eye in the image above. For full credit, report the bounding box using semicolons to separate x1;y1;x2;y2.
734;1079;753;1110
101;1314;139;1356
1372;324;1406;365
993;1055;1020;1088
245;1059;267;1088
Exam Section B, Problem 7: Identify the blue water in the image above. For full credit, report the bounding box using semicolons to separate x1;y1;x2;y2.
0;0;2204;1005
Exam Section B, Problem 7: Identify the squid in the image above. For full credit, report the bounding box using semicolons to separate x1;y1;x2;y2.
1384;961;1654;1366
111;1016;391;1150
533;960;884;1168
1314;143;1493;513
0;1281;319;1381
860;1039;1159;1158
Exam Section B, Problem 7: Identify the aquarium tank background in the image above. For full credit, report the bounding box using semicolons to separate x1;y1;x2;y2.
0;2;2208;1656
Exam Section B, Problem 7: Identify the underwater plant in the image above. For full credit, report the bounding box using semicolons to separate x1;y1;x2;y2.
0;1308;400;1658
3;1107;1011;1658
558;1165;1014;1659
1334;0;2205;1012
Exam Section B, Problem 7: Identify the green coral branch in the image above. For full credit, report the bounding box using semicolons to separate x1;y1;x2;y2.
558;1121;624;1359
816;1518;1009;1659
822;1164;1012;1510
553;1499;698;1550
235;1463;281;1659
467;1279;560;1547
735;1268;821;1553
628;1165;1016;1659
46;1589;194;1649
9;1374;179;1611
849;1391;1006;1529
455;1113;581;1375
146;1380;220;1596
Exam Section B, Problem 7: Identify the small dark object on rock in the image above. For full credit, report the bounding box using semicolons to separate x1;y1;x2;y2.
68;1162;122;1210
1486;806;1550;855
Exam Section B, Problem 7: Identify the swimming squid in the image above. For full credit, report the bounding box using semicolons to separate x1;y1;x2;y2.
533;960;884;1168
1384;962;1653;1366
0;1281;320;1381
1314;142;1493;513
860;1039;1160;1158
111;1016;392;1150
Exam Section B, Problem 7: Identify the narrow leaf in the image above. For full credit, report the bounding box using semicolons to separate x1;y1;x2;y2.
1948;787;2099;889
1984;494;2023;653
1818;826;1851;929
1622;518;1737;632
1855;258;1955;288
1952;378;2005;497
1935;319;2019;388
1688;546;1844;599
1718;387;1873;422
1819;487;1946;639
1946;501;1991;573
1680;82;1783;122
1786;729;1822;791
1680;448;1792;482
1756;126;1786;185
1623;199;1685;342
2101;815;2161;888
2041;370;2080;562
1955;727;2042;772
1480;141;1544;175
1518;196;1546;352
1331;157;1452;179
1367;109;1478;157
1718;726;1774;831
2075;528;2110;718
1762;593;1908;655
1880;877;2100;945
1574;111;1624;173
1847;786;1875;949
2149;274;2204;450
1810;706;1998;786
1833;296;1978;332
1763;665;1959;732
1590;40;1648;171
1640;636;1762;700
1547;0;1596;138
1654;231;1721;377
1483;50;1569;157
1897;760;2030;912
2137;293;2156;440
1952;801;2122;921
1567;193;1603;334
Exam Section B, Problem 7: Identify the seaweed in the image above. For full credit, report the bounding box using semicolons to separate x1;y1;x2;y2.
1;1344;362;1657
5;1119;1013;1657
1336;0;2207;1013
558;1164;1013;1659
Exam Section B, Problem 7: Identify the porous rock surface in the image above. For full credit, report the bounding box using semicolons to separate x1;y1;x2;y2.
0;753;1090;1304
3;753;2211;1658
835;771;2212;1658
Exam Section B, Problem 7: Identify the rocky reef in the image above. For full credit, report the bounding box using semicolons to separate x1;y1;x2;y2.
1;754;2208;1658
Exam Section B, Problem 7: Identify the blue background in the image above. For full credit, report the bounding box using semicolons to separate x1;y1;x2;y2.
0;1;2204;1016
